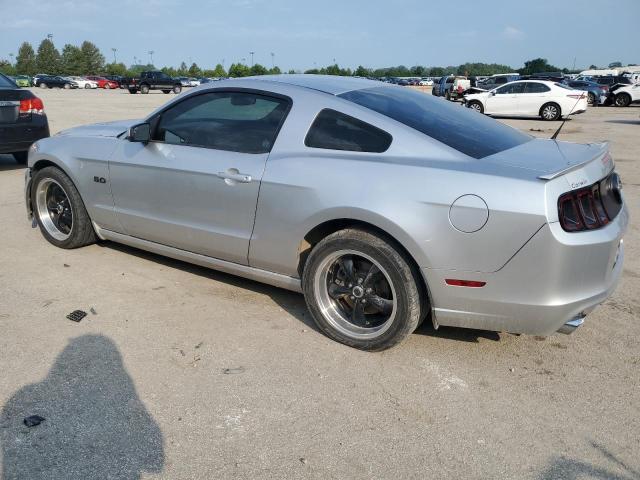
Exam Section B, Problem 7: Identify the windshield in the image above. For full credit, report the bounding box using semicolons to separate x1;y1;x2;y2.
338;86;532;159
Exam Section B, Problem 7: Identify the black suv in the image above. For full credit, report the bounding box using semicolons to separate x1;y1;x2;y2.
122;71;183;94
0;73;50;164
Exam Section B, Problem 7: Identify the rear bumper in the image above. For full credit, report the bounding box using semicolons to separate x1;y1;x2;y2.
0;117;50;154
425;204;628;335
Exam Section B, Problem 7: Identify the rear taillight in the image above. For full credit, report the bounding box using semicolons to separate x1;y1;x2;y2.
19;97;44;115
558;173;622;232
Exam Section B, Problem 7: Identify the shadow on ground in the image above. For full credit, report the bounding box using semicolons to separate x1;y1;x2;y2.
605;119;640;125
0;155;24;172
0;335;164;480
539;441;640;480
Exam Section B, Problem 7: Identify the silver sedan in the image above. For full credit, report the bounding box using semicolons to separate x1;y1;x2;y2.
24;75;628;350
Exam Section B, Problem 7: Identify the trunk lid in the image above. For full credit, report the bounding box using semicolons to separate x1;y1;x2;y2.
0;89;31;124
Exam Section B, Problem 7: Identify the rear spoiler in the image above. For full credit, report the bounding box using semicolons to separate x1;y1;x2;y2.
538;141;610;180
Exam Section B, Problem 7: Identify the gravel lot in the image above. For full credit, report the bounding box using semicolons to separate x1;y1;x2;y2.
1;87;639;479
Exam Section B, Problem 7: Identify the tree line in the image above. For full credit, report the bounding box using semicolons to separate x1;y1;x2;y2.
0;38;586;79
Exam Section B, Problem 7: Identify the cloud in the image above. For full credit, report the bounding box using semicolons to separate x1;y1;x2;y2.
502;26;524;39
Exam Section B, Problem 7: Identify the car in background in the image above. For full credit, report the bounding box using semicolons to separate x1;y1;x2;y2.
0;73;49;164
85;76;119;89
34;75;77;89
434;76;470;100
611;83;640;107
65;76;98;89
188;78;201;87
592;76;632;88
563;79;608;105
104;75;126;88
12;75;32;87
475;74;520;91
464;80;587;120
176;77;192;87
419;78;434;86
122;71;183;94
23;75;626;351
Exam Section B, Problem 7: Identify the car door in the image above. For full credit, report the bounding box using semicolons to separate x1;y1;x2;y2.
109;90;291;265
484;83;523;115
518;81;551;116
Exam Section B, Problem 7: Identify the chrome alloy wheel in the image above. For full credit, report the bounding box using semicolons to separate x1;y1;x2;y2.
313;250;397;339
542;104;559;120
35;178;73;241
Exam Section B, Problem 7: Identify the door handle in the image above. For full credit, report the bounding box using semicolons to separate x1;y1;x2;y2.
217;169;252;184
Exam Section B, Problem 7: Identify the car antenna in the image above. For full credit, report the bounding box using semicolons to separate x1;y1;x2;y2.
551;87;586;140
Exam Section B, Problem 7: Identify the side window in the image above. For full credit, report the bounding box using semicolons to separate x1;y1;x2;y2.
495;77;507;85
496;83;524;94
305;109;392;153
154;92;290;154
524;82;550;93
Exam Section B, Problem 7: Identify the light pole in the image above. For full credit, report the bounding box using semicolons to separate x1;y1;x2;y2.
9;53;14;65
111;48;117;64
47;33;53;41
249;52;255;67
148;50;154;65
270;52;275;69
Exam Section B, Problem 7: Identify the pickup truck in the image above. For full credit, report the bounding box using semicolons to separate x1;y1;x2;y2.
433;76;471;101
122;71;183;94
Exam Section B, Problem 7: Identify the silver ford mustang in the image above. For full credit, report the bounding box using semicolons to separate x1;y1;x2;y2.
24;75;628;350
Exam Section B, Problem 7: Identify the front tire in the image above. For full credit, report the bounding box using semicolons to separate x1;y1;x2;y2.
587;92;595;105
540;102;561;121
39;83;48;89
467;100;484;113
31;167;97;249
140;84;150;94
303;228;424;351
172;85;182;94
84;84;90;89
615;93;631;107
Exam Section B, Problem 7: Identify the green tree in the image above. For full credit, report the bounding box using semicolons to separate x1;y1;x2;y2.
249;63;268;76
268;66;281;75
187;62;201;77
355;65;370;77
15;42;37;76
519;58;560;75
212;63;227;77
36;38;61;74
177;62;188;76
0;60;16;76
161;66;178;77
80;41;105;74
61;44;84;75
228;63;251;77
608;61;622;68
105;62;128;76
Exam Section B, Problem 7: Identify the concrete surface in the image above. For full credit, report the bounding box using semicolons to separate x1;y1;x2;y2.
0;87;639;480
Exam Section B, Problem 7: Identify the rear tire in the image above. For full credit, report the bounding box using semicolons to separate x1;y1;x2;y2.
84;84;90;89
540;102;561;121
172;85;182;94
40;83;48;89
31;167;97;249
587;92;595;105
615;93;631;107
12;152;28;164
140;84;150;94
63;83;71;89
302;228;424;351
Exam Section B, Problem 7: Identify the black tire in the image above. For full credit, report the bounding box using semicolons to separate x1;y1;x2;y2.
302;228;425;351
31;166;97;249
128;88;138;94
162;90;171;94
540;102;561;121
84;84;91;89
12;152;28;164
140;84;150;94
615;93;631;107
467;100;484;114
172;84;182;94
587;92;595;105
39;83;48;89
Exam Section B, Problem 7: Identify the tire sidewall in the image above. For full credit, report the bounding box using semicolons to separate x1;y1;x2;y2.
616;94;630;107
173;85;182;94
303;231;421;351
541;102;560;121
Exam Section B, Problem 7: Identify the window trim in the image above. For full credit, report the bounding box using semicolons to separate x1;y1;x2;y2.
147;87;293;154
304;108;393;154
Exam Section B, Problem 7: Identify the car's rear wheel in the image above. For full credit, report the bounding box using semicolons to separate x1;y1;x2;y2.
540;102;561;121
615;93;631;107
31;167;96;249
467;100;484;114
303;228;424;351
587;92;595;105
63;83;70;89
40;83;48;89
84;84;90;89
140;84;150;94
172;85;182;94
104;83;111;89
12;152;28;164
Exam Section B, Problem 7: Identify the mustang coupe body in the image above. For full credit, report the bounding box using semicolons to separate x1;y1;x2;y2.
24;75;627;350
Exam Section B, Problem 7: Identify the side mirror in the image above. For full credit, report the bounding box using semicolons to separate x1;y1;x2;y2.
490;91;497;96
127;123;151;143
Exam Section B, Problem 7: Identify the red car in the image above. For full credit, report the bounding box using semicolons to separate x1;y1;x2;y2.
86;76;118;89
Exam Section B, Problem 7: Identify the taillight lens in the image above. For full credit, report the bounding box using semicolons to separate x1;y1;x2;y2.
558;173;622;232
19;97;44;115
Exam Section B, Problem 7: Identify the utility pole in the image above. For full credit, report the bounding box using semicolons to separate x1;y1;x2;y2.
250;51;255;67
111;48;117;64
47;33;53;41
148;50;155;65
270;52;275;69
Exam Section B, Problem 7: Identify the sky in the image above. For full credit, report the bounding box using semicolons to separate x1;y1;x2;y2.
1;0;638;71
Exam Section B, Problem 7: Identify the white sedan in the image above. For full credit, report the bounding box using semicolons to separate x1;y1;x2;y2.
464;80;588;121
67;76;98;89
613;83;640;107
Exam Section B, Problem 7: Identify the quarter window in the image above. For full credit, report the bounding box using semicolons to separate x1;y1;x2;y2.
154;92;290;154
305;109;392;153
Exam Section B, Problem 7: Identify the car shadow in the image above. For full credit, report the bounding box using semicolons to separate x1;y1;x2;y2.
414;320;501;343
0;334;165;480
605;119;640;125
0;155;24;172
538;441;640;480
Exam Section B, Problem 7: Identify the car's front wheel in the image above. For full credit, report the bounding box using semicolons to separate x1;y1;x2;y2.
615;93;631;107
303;228;424;351
540;102;561;121
173;85;182;94
467;100;484;114
587;92;595;105
31;167;97;249
140;84;150;94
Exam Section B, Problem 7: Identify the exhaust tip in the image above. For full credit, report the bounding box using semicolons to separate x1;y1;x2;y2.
557;315;586;335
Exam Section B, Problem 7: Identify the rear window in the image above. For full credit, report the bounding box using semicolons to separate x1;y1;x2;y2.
305;109;392;153
339;86;531;159
0;74;17;89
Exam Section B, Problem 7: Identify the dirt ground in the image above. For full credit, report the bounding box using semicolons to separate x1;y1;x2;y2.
0;87;639;480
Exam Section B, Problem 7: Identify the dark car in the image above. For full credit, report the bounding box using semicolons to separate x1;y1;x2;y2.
564;79;609;105
104;75;125;88
122;71;183;94
34;75;77;89
593;76;632;87
0;73;50;164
